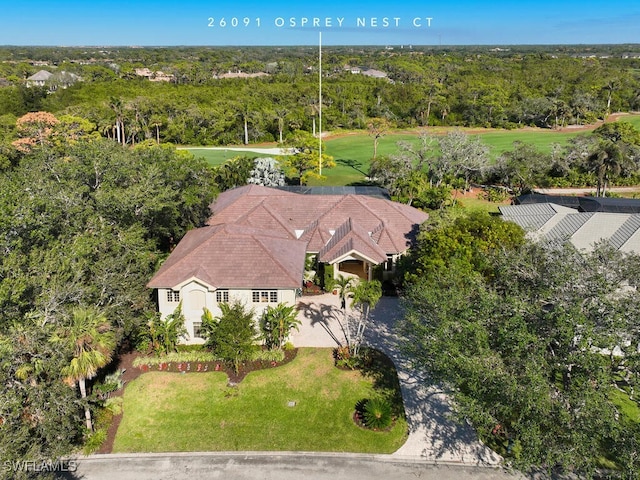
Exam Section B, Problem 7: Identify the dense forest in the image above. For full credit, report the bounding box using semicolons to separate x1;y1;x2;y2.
0;45;639;147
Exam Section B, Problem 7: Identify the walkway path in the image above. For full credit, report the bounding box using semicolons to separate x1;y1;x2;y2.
292;293;502;465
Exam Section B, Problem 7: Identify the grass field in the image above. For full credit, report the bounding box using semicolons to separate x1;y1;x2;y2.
185;115;640;187
113;348;407;453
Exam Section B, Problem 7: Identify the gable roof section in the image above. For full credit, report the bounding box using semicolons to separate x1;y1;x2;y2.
318;218;388;264
610;214;640;249
147;223;305;290
499;203;577;231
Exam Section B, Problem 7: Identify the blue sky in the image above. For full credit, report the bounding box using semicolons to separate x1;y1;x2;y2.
1;0;638;46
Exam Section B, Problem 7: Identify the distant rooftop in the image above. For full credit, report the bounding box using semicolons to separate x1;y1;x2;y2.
275;185;390;199
516;193;640;214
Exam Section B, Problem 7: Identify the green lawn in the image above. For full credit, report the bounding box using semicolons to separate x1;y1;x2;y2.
113;348;407;453
182;148;262;166
184;115;640;187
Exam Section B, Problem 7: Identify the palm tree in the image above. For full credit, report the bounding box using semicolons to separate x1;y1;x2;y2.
147;304;187;355
587;139;625;197
53;307;116;431
350;280;382;357
260;303;300;350
333;275;354;348
108;97;125;146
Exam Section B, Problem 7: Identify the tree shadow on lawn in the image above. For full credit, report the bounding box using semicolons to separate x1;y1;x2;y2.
356;348;406;420
336;158;369;177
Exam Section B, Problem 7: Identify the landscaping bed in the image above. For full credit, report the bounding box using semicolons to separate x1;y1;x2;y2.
133;348;298;384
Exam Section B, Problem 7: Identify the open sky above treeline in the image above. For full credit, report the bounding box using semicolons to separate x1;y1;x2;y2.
1;0;639;47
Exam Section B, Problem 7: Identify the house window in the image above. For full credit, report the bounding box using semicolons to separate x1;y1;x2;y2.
166;290;180;302
192;322;204;339
216;290;229;303
252;290;278;303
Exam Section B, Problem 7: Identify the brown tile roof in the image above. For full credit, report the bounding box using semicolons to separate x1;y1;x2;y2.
147;223;306;289
318;218;388;264
208;185;428;255
149;186;428;291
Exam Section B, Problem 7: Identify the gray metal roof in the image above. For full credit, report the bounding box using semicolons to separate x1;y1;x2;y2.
607;214;640;249
499;203;572;231
545;213;594;244
27;70;53;81
500;204;640;255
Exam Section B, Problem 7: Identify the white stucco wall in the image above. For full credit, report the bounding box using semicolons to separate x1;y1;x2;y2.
158;282;298;345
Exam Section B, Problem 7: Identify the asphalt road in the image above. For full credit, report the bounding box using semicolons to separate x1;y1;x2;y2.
61;452;523;480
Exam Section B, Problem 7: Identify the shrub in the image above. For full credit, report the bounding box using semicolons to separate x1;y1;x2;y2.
133;351;220;367
93;369;124;399
83;428;107;455
362;397;393;430
251;349;285;362
334;346;359;370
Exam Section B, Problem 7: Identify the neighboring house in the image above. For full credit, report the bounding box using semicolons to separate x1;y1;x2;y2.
26;70;53;87
214;71;270;79
148;185;429;344
499;202;640;253
26;70;81;90
134;68;175;82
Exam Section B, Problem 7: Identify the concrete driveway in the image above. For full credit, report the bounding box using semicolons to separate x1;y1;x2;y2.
292;293;502;466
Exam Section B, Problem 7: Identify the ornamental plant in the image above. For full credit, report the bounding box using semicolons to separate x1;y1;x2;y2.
362;397;393;430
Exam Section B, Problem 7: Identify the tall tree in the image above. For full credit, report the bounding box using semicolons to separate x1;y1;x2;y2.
280;130;335;185
401;237;640;478
367;117;391;159
0;321;83;473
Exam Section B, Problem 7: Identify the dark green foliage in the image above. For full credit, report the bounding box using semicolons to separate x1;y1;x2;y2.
0;138;215;334
401;239;640;476
361;397;393;430
399;210;525;283
0;322;84;475
202;301;259;374
212;155;255;192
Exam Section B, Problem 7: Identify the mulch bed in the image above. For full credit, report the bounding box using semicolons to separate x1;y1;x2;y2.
96;348;298;454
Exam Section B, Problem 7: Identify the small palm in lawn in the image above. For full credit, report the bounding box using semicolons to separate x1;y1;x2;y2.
53;307;116;431
260;303;300;350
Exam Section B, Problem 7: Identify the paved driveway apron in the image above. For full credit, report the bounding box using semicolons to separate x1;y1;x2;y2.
292;293;502;465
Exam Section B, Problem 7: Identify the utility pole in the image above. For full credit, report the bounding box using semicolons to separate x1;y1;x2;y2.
319;31;322;176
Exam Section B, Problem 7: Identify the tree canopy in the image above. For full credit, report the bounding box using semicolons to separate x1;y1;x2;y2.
400;213;640;477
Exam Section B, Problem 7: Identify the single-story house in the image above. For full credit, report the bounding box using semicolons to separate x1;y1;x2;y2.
148;185;429;344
